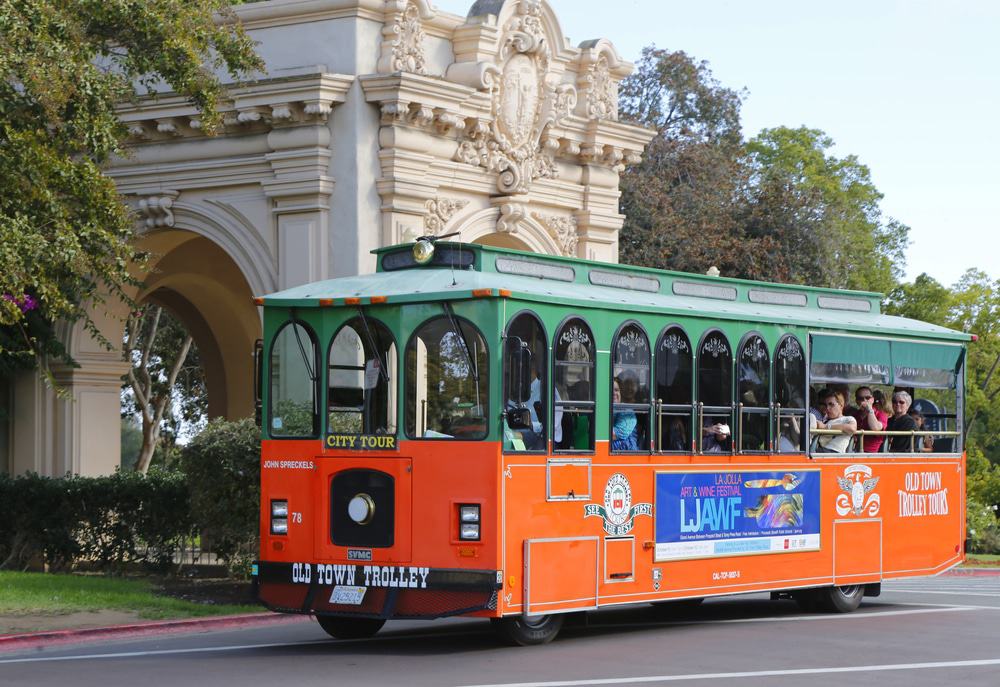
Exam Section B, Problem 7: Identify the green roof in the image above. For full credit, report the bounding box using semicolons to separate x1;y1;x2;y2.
261;242;970;343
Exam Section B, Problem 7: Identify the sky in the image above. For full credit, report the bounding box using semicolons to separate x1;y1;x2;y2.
432;0;1000;288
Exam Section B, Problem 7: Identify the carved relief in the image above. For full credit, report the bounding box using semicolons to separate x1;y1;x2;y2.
532;211;578;256
424;197;469;235
385;1;427;75
454;0;577;194
586;55;618;121
136;192;179;229
497;203;526;234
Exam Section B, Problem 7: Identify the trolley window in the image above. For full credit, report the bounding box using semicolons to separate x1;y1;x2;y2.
774;335;807;452
737;334;770;452
697;330;732;453
611;322;650;452
553;318;596;452
405;316;489;440
328;316;397;436
269;320;319;438
655;326;693;452
503;312;547;452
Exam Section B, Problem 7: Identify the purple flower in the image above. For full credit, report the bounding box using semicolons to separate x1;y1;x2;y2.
2;293;38;314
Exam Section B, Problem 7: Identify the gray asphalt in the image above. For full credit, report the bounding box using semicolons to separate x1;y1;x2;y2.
2;576;998;687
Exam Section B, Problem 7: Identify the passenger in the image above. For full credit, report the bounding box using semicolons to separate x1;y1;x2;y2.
504;368;544;450
814;389;857;453
833;384;857;417
851;386;887;453
908;409;935;453
701;418;731;452
611;377;639;451
809;388;825;426
886;391;918;452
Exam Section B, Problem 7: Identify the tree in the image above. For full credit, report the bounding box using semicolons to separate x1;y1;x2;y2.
0;0;262;376
618;47;778;279
122;304;207;473
743;127;909;294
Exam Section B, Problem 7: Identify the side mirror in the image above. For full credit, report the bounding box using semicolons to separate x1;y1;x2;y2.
253;338;263;428
505;337;532;403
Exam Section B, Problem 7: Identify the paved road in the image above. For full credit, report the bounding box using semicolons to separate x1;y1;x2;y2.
2;576;998;687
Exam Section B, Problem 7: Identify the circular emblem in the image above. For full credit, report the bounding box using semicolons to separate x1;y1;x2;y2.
603;473;632;526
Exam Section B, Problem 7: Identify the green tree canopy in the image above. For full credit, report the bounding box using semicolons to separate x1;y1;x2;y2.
0;0;262;374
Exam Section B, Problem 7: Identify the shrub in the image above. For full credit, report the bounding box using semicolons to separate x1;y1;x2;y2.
179;417;260;576
967;497;1000;555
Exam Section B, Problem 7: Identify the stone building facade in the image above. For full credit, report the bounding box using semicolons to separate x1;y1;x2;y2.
0;0;652;476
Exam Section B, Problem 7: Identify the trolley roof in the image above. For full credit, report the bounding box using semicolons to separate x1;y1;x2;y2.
260;242;970;343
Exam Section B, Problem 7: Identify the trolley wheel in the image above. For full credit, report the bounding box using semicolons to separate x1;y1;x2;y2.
316;615;386;639
816;585;864;613
491;613;564;646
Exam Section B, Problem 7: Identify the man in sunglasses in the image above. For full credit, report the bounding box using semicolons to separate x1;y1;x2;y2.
851;386;887;453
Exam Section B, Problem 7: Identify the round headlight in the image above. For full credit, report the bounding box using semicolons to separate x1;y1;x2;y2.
347;493;376;525
412;239;435;264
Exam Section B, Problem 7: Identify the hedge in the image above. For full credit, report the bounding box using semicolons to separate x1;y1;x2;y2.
0;417;262;575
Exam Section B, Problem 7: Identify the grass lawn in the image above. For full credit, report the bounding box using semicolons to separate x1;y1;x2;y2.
0;571;260;620
965;553;1000;566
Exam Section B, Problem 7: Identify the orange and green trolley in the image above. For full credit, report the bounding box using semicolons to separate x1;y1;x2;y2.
253;240;969;644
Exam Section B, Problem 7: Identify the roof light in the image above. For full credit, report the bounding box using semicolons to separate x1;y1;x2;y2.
472;289;494;297
370;296;388;304
499;289;511;297
253;297;264;306
318;298;334;306
345;297;361;306
413;238;434;264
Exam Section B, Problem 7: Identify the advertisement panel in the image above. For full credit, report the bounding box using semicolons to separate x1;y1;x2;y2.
655;470;821;561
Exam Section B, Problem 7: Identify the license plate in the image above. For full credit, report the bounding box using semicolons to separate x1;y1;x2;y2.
329;585;367;605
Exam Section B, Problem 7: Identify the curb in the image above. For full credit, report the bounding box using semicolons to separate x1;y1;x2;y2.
943;567;1000;577
0;612;310;653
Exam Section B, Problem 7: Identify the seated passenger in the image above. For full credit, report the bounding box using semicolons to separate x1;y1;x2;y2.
887;391;918;452
701;418;731;452
814;389;857;453
611;378;639;451
908;408;935;453
851;386;887;453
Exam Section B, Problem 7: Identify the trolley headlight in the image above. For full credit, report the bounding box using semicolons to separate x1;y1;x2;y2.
412;238;435;264
271;500;288;535
348;493;376;525
458;504;480;541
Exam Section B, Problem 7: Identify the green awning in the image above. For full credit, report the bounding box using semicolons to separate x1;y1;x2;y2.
891;341;963;372
811;334;890;367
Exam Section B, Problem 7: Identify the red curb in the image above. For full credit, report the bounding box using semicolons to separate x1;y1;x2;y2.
943;567;1000;577
0;612;311;653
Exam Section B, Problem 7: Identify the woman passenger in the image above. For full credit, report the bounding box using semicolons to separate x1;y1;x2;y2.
814;389;857;453
611;378;639;451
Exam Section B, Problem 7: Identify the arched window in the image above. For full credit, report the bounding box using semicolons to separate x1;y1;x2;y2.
553;317;595;452
655;326;693;452
269;320;319;438
774;335;807;453
611;322;650;452
405;316;489;440
737;334;770;452
697;330;732;453
328;317;397;436
503;311;547;452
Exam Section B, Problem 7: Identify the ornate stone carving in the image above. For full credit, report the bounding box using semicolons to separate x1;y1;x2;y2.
497;202;526;234
386;1;427;75
532;211;578;256
424;197;469;235
454;0;577;194
586;54;618;121
136;192;179;229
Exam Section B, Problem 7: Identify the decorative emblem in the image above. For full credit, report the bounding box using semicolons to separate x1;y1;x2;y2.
532;212;579;256
741;336;768;362
777;337;803;361
702;336;729;359
454;0;577;193
386;1;427;75
659;331;690;355
615;328;649;361
836;464;880;517
586;54;618;121
584;473;652;536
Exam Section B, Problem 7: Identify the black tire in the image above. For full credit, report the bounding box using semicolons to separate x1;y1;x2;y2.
816;585;864;613
491;614;564;646
316;615;386;639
